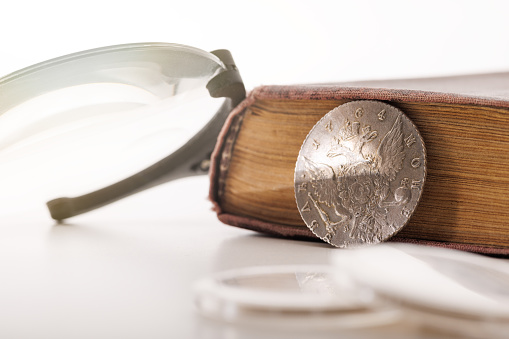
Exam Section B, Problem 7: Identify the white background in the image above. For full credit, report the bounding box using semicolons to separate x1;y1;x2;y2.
2;0;509;87
0;1;509;338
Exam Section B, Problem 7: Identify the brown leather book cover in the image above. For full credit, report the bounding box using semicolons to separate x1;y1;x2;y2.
209;73;509;255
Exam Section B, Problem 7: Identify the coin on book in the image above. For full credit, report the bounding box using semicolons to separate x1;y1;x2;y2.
294;101;426;247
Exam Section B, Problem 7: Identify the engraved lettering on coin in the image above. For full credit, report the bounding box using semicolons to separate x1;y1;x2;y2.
298;182;307;192
411;157;421;168
310;220;319;231
301;201;311;212
404;134;416;147
411;180;422;190
325;120;333;132
295;101;426;248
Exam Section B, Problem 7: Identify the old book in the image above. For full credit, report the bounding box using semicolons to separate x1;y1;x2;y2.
209;73;509;255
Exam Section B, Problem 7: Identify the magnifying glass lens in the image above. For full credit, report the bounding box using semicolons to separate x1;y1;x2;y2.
0;43;228;218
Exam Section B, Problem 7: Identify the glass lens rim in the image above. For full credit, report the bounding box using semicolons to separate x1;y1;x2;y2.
0;42;225;86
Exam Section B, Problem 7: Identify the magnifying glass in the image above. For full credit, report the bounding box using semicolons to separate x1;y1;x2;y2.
0;43;245;220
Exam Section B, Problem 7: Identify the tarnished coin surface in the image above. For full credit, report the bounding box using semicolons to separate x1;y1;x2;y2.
294;101;426;248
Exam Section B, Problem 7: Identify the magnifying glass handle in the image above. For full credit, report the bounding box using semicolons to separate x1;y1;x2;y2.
46;50;245;221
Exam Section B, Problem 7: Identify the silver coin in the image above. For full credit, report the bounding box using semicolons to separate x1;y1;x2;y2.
294;101;426;248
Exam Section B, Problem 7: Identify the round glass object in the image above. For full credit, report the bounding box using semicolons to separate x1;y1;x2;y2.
0;43;226;218
194;265;400;329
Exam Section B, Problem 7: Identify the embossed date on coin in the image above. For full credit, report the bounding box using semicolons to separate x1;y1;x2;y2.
294;101;426;248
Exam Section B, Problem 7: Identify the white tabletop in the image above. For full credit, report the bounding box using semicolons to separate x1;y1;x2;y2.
2;175;506;338
0;176;338;338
